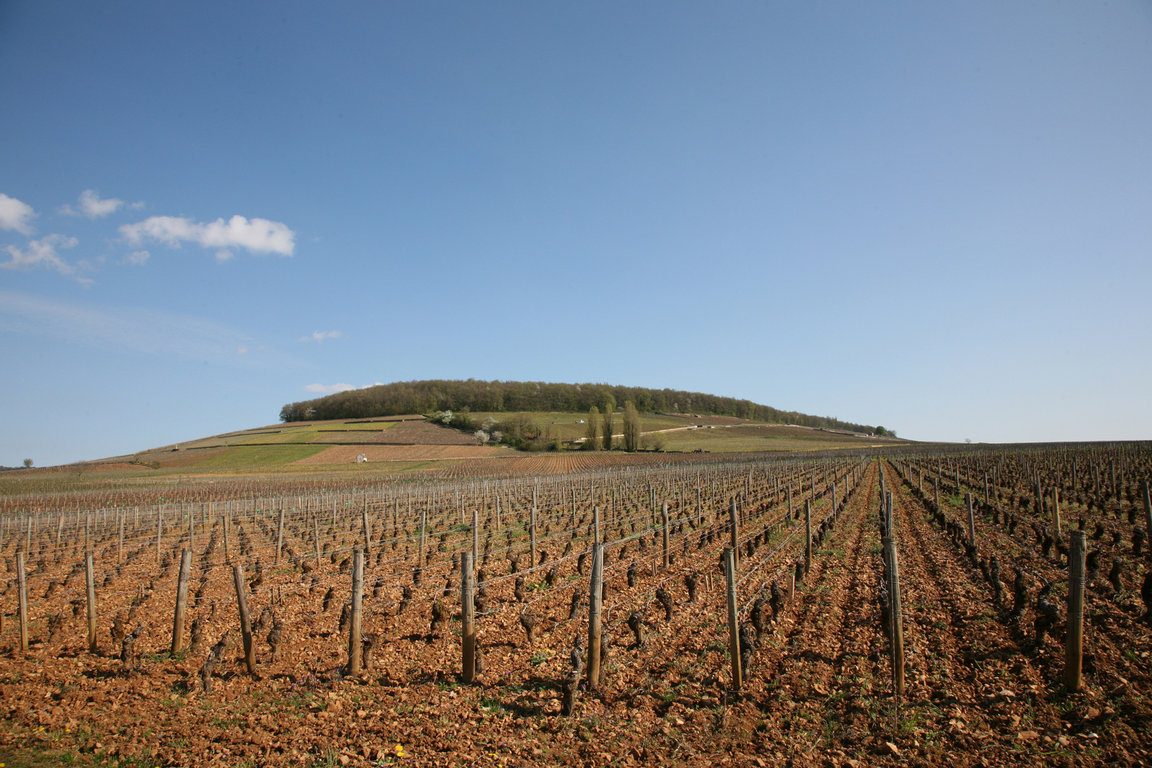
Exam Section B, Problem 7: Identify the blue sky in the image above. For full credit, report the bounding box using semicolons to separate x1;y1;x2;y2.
2;1;1151;466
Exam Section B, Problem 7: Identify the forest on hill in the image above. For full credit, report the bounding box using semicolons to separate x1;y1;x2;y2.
278;379;885;435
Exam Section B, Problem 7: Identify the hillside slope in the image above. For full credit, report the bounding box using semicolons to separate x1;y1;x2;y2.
66;411;904;477
278;379;888;436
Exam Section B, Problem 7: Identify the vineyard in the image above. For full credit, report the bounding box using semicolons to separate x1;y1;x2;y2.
2;444;1151;767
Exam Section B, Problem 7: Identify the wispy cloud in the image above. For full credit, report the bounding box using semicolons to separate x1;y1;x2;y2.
1;234;91;284
125;250;150;266
0;290;293;367
0;193;36;235
60;189;125;219
120;214;295;257
304;383;358;394
299;330;342;343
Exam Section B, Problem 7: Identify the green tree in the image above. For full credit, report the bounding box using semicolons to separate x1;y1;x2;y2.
623;401;640;452
23;458;33;468
601;407;614;451
585;406;600;450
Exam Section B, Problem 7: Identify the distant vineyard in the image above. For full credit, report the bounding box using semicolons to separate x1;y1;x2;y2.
1;443;1150;766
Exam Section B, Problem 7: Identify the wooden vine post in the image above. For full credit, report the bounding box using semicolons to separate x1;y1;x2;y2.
729;498;740;567
724;547;743;691
348;549;364;676
882;536;905;699
275;508;285;565
805;500;813;572
1065;530;1086;692
461;550;476;683
965;492;976;544
418;508;427;567
223;514;231;563
471;510;479;567
171;548;192;654
17;551;29;653
85;551;98;653
661;502;670;570
587;543;604;688
232;563;257;675
361;508;371;554
529;505;538;568
1052;487;1062;538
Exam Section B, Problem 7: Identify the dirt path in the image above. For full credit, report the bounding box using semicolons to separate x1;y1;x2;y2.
879;460;1069;766
709;460;885;764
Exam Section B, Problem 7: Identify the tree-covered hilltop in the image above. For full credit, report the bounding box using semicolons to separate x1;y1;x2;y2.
279;379;885;435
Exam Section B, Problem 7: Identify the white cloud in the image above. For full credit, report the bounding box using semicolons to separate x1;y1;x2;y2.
2;234;82;279
120;214;295;257
125;250;150;265
304;383;357;394
0;193;36;235
215;249;234;263
61;190;125;219
299;330;342;342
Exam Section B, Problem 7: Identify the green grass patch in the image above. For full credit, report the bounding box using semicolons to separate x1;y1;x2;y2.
479;696;512;714
181;444;328;470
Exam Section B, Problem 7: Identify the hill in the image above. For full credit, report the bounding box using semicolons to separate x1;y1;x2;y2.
46;411;904;480
278;379;889;436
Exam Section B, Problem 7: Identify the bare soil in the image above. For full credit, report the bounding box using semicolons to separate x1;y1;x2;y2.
2;460;1150;767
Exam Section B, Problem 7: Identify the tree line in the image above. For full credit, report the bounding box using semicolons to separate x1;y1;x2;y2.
279;379;882;435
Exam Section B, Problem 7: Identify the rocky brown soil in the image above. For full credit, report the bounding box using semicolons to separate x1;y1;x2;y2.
2;457;1150;767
